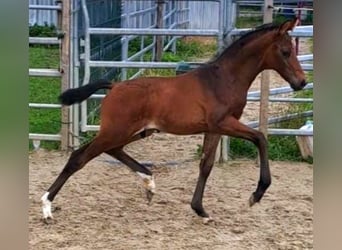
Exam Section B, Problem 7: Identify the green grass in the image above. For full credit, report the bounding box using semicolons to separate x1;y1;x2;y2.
29;46;61;149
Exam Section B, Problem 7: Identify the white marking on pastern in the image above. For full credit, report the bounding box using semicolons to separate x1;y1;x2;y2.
41;192;53;219
137;172;156;193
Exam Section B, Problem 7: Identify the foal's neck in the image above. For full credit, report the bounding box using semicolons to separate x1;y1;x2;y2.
217;32;275;91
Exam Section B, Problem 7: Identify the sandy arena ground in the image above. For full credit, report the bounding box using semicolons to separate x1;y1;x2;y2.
29;133;313;250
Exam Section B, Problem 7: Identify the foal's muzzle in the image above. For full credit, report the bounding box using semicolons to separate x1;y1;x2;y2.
291;79;307;91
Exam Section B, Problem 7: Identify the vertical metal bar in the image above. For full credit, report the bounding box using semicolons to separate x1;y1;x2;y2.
71;0;80;148
121;37;128;80
231;0;236;29
140;2;144;62
80;0;91;132
217;0;225;49
259;0;273;139
121;0;129;81
68;0;74;149
152;1;157;61
140;36;145;61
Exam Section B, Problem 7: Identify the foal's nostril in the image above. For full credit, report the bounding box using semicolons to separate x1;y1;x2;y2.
301;80;307;88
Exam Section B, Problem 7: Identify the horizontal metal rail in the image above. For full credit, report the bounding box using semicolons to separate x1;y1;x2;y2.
247;110;313;128
79;126;314;136
247;83;313;97
29;5;61;11
88;60;312;70
29;69;61;77
89;61;178;68
301;64;313;71
88;28;219;36
29;103;62;108
29;37;60;45
267;129;313;136
247;97;313;103
83;125;100;131
29;133;61;141
236;0;313;5
230;25;313;37
297;54;313;62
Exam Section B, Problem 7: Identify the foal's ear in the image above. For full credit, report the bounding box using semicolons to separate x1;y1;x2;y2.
278;18;299;35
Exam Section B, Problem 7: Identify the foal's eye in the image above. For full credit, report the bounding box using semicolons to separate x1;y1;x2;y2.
282;50;291;58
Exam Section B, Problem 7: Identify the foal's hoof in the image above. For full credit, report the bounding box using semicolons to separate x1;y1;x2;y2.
146;190;154;204
249;194;256;207
202;217;214;225
249;191;264;207
249;193;261;207
42;216;54;225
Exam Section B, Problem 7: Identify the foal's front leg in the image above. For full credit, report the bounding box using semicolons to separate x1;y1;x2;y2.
214;116;271;206
191;133;221;223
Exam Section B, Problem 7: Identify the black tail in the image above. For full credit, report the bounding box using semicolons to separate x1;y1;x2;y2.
59;79;113;105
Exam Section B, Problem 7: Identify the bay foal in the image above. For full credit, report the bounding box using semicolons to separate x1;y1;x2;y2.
42;18;306;223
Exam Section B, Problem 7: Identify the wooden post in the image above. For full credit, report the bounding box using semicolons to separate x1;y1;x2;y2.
215;137;222;163
155;0;164;62
59;0;71;150
295;1;303;55
259;0;273;139
220;136;229;162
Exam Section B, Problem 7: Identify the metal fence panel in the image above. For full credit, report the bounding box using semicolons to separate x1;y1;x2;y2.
29;0;58;26
189;1;220;29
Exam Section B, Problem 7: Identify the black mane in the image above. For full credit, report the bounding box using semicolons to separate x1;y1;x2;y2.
209;22;281;62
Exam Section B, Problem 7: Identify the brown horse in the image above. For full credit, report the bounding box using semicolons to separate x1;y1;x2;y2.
41;18;306;223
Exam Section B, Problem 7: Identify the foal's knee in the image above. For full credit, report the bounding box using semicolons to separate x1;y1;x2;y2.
253;131;267;148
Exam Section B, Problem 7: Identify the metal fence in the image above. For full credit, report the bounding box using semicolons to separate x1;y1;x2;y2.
29;0;58;26
235;0;313;21
29;0;234;29
29;0;313;153
29;1;69;149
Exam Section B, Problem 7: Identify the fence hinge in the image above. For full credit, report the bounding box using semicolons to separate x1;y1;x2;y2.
57;30;65;39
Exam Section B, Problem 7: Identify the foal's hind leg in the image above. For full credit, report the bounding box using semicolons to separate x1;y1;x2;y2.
41;134;117;222
191;133;221;223
105;129;157;202
106;148;156;203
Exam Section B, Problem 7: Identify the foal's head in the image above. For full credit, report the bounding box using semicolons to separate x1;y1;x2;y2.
263;18;307;91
